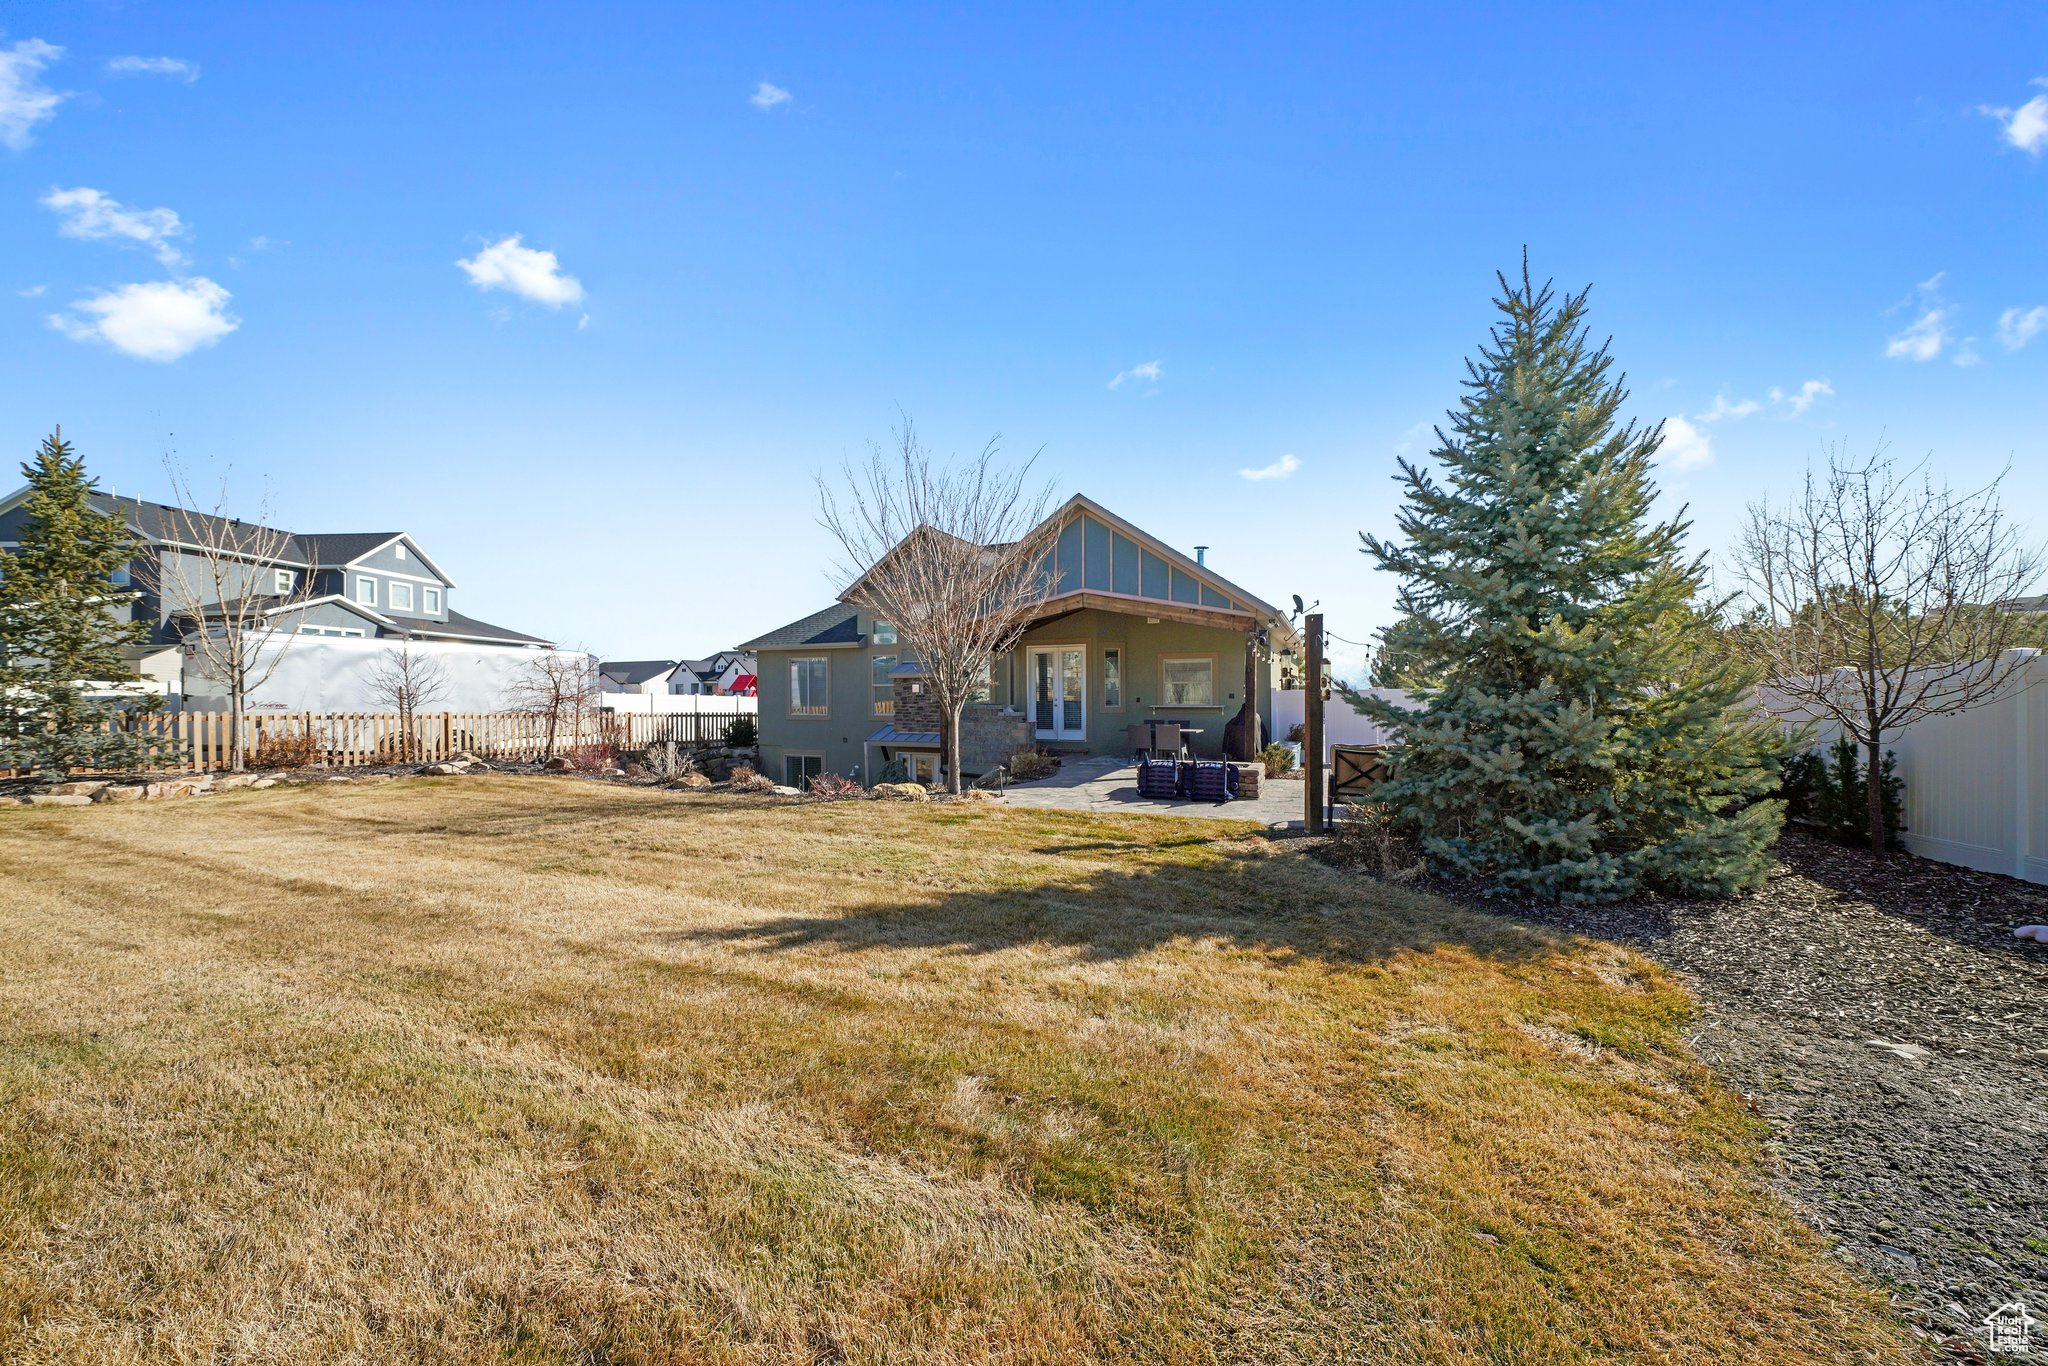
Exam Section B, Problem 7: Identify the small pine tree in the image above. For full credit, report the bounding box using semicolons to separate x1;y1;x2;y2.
1356;263;1786;902
0;429;158;772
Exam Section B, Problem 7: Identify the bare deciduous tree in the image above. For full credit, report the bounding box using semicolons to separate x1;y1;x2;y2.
818;419;1063;793
504;650;598;762
364;641;449;761
1731;446;2043;855
146;462;317;771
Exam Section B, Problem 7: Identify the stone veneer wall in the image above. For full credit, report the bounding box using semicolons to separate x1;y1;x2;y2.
890;673;942;733
960;705;1032;774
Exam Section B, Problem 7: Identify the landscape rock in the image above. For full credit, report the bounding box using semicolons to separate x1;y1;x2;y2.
770;784;803;796
421;762;472;776
250;778;277;789
92;785;146;803
214;775;260;790
25;794;93;807
871;782;930;802
960;788;995;803
0;796;22;807
44;781;110;797
542;756;572;772
673;773;713;790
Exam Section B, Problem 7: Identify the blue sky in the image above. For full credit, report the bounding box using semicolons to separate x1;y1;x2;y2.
1;4;2044;675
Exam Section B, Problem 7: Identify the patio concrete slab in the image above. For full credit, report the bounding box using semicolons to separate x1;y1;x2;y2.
997;756;1307;829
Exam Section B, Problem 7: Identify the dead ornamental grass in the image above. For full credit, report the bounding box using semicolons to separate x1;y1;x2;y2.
0;778;1911;1364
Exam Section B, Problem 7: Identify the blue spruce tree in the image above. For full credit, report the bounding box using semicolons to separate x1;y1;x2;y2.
1357;264;1784;902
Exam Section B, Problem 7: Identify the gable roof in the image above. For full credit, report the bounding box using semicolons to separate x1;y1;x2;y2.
739;602;865;650
600;659;679;685
1055;494;1289;628
303;531;458;587
392;609;551;647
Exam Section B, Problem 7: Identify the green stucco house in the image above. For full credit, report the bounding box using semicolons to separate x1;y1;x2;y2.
740;495;1300;789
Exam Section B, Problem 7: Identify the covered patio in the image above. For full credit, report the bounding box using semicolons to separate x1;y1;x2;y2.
998;755;1305;830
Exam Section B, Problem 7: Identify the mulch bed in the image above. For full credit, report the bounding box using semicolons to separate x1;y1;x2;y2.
1385;830;2047;1359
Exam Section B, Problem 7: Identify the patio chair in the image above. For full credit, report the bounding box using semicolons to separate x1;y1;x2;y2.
1183;759;1238;805
1145;721;1186;760
1126;722;1156;758
1135;756;1183;800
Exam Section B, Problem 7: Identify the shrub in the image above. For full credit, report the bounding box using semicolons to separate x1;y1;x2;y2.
807;772;863;800
1261;742;1296;777
727;765;775;792
561;743;620;774
723;715;758;748
1007;750;1058;782
250;722;322;770
1285;723;1306;744
1781;737;1904;851
1329;804;1425;881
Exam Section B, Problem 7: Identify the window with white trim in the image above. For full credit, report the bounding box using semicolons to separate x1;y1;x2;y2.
389;581;415;612
356;576;376;607
873;619;897;645
789;657;829;715
297;624;366;638
423;586;441;614
1159;656;1216;707
871;654;897;715
273;568;293;594
394;543;408;560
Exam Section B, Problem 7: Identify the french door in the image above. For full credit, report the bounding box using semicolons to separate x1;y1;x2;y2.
1029;647;1087;741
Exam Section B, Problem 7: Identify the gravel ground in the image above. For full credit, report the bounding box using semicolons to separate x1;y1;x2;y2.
1423;830;2048;1359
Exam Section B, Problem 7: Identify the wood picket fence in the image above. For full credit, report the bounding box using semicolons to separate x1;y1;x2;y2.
12;708;751;776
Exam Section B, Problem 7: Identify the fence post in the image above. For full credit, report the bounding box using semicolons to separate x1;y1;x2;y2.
2017;656;2033;882
1305;613;1325;835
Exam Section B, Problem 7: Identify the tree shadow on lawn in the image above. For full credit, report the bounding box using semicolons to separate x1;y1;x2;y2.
659;835;1562;972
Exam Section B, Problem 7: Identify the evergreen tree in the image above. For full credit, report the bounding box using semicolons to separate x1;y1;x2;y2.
0;429;158;772
1357;265;1785;902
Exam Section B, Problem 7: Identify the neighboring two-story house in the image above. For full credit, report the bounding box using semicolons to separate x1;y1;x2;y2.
0;488;553;705
671;651;756;696
739;494;1298;789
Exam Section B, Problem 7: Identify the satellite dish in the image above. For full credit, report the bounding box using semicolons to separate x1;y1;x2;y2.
1292;594;1305;616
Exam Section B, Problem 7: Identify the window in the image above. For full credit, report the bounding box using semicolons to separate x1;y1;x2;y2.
969;656;993;704
388;581;415;612
871;654;897;715
1159;656;1216;707
273;568;293;594
394;543;408;560
784;754;823;788
423;586;441;614
873;619;897;645
297;624;366;638
1102;646;1123;709
355;576;376;607
789;657;829;715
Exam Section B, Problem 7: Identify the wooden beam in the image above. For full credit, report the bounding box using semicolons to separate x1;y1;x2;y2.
1027;592;1254;634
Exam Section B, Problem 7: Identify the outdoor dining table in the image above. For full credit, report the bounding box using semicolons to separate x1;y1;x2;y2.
1130;720;1203;759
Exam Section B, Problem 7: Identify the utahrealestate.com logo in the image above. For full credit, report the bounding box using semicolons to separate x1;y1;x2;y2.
1985;1300;2037;1356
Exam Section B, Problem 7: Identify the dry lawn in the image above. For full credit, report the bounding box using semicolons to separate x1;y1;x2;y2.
0;778;1911;1364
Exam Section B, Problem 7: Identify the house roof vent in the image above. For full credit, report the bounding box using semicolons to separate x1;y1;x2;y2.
1194;545;1208;565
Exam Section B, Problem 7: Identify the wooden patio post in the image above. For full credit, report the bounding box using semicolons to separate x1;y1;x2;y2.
1305;613;1325;834
1241;630;1261;761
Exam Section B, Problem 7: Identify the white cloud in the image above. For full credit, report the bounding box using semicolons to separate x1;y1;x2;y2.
456;234;584;308
49;277;237;361
1660;415;1713;470
749;81;791;110
1696;393;1761;422
1886;308;1951;361
0;38;64;150
1108;359;1161;390
17;284;43;297
1981;81;2048;155
1954;338;1982;368
41;187;189;267
1768;378;1833;415
1239;453;1300;481
1999;305;2047;351
106;55;198;82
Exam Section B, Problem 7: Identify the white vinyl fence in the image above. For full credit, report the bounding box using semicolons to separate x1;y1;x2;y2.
1273;687;1416;765
597;692;757;717
1766;651;2048;885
